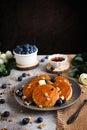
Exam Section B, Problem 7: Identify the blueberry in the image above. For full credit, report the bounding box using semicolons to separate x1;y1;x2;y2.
16;91;23;97
57;72;62;76
18;76;23;81
2;111;10;117
29;50;33;54
56;98;63;106
40;58;45;62
18;51;22;54
22;73;27;77
0;92;3;95
23;44;28;49
45;55;48;59
28;100;36;105
33;45;37;49
32;44;36;52
1;84;7;89
62;98;66;104
36;117;43;123
0;99;5;104
19;47;23;52
50;66;55;71
51;77;56;83
22;118;29;125
26;43;30;48
45;79;49;84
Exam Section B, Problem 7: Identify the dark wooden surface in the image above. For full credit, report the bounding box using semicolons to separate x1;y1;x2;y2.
0;0;86;54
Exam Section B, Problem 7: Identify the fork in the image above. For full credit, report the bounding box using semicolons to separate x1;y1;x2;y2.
67;99;87;125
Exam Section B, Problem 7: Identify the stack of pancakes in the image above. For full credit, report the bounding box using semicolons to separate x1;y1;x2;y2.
23;74;72;108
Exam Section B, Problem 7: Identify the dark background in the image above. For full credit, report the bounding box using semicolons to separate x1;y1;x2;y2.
0;0;86;54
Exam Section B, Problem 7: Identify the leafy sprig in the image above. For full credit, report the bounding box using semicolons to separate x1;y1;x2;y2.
0;51;16;77
69;53;87;78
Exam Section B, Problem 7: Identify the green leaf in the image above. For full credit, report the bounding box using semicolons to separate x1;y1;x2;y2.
71;56;84;66
0;64;6;72
81;53;87;62
74;56;83;62
69;67;80;78
78;63;87;73
70;53;87;78
5;58;16;71
0;58;16;77
0;64;8;77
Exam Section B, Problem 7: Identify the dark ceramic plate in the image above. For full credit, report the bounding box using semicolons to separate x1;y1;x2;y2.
14;75;81;111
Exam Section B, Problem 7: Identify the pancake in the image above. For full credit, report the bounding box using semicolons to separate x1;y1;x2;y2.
54;75;70;85
53;76;72;100
57;81;72;100
32;84;59;107
23;74;51;100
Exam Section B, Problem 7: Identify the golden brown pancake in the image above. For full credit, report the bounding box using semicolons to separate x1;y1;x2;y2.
54;75;70;85
53;76;72;100
57;81;72;100
32;84;59;107
23;74;51;100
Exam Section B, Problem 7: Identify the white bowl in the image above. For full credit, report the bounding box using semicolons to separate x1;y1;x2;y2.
13;49;38;67
48;54;68;68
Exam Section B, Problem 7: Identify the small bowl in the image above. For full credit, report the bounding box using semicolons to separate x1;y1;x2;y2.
48;54;68;68
13;48;38;67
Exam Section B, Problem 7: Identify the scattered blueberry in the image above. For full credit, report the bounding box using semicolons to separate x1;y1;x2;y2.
22;118;29;125
40;58;45;62
28;100;36;105
18;76;23;81
57;72;62;76
0;99;5;104
51;76;56;83
56;98;63;106
50;66;55;71
36;117;43;123
1;84;7;89
45;79;49;84
2;111;10;117
22;73;27;77
45;55;48;59
0;92;3;95
16;91;23;97
62;98;66;104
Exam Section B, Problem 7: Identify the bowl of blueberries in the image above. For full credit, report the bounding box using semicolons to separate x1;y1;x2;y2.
13;43;39;68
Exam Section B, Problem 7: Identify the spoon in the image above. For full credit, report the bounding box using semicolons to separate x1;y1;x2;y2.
67;99;87;125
